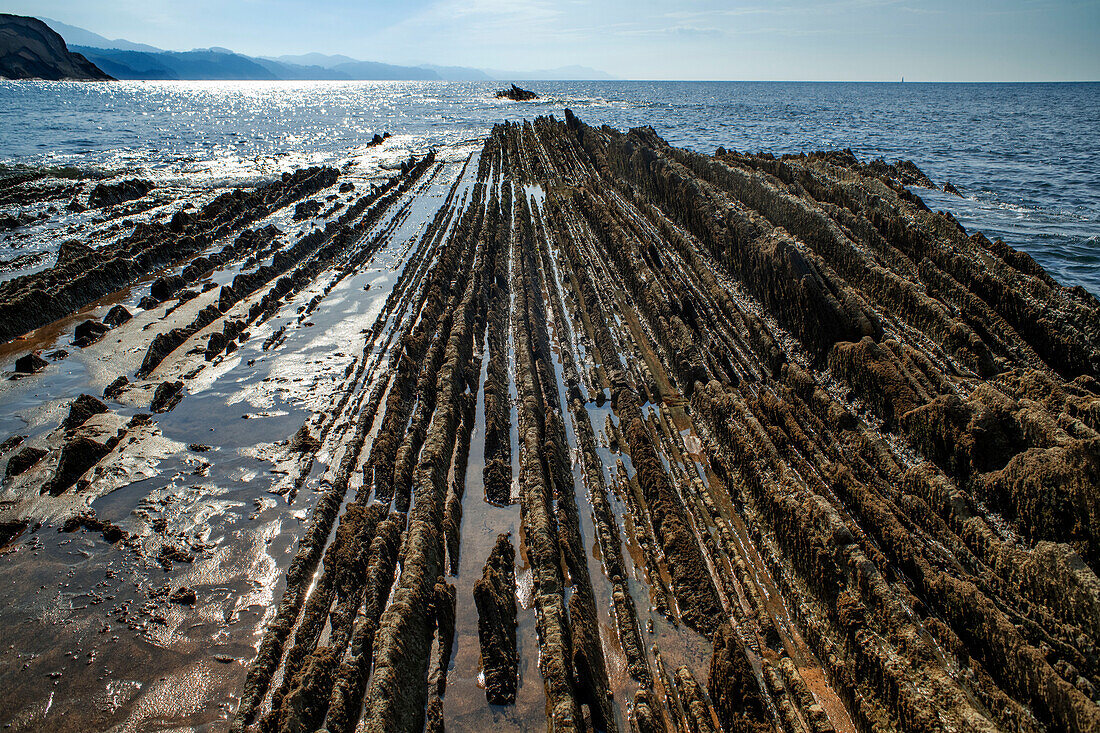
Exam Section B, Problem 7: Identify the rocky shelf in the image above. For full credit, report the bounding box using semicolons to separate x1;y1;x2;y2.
0;112;1098;733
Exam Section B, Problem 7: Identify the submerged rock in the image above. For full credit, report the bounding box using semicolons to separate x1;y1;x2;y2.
158;544;194;567
169;586;197;605
61;513;127;543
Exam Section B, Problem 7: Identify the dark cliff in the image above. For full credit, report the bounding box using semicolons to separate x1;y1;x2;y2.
0;14;113;80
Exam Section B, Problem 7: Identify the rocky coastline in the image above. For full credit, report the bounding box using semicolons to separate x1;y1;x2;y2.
0;111;1097;733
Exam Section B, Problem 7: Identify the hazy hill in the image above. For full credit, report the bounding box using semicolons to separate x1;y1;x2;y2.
264;53;359;69
418;64;493;81
329;60;438;81
36;16;161;53
35;18;613;81
0;14;112;80
72;46;279;81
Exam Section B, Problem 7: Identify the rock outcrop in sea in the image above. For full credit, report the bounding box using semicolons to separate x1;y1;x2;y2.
495;84;539;100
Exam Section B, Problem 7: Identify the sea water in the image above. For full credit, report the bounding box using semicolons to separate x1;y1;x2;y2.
1;80;1097;294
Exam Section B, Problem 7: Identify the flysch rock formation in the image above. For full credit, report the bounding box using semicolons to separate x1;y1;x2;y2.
0;112;1097;733
0;14;113;80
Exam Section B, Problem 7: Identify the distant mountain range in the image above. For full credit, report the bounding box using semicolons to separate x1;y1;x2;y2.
36;17;161;53
35;17;614;82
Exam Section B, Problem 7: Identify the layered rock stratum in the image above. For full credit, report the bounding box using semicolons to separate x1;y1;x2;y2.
1;112;1098;733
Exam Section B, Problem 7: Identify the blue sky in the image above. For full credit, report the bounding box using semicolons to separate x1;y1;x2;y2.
4;0;1098;80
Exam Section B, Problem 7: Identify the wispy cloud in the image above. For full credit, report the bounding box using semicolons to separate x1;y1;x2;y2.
664;0;904;21
398;0;564;35
614;25;726;39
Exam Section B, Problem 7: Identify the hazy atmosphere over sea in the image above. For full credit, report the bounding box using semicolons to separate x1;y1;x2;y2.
1;4;1099;733
6;0;1100;81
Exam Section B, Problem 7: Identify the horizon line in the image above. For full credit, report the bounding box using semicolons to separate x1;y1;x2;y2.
11;78;1094;84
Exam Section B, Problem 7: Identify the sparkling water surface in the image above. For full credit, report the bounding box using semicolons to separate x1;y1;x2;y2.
1;80;1097;293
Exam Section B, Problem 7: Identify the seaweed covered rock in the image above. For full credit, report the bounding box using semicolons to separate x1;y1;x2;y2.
55;239;94;268
5;445;46;478
0;166;338;344
169;586;197;605
473;536;517;704
62;393;108;431
709;622;769;733
103;375;128;400
102;304;132;327
0;435;24;454
979;438;1100;568
151;380;184;413
41;436;110;495
72;318;108;347
149;274;185;303
14;352;47;374
900;389;1025;481
293;199;322;221
829;336;928;427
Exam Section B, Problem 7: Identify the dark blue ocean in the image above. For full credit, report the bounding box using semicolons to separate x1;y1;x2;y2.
1;80;1097;293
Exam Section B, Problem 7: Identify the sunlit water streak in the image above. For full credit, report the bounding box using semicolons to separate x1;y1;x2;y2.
1;80;1097;294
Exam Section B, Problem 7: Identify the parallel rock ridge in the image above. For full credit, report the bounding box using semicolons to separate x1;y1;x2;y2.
0;165;337;344
225;113;1098;732
3;110;1098;733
